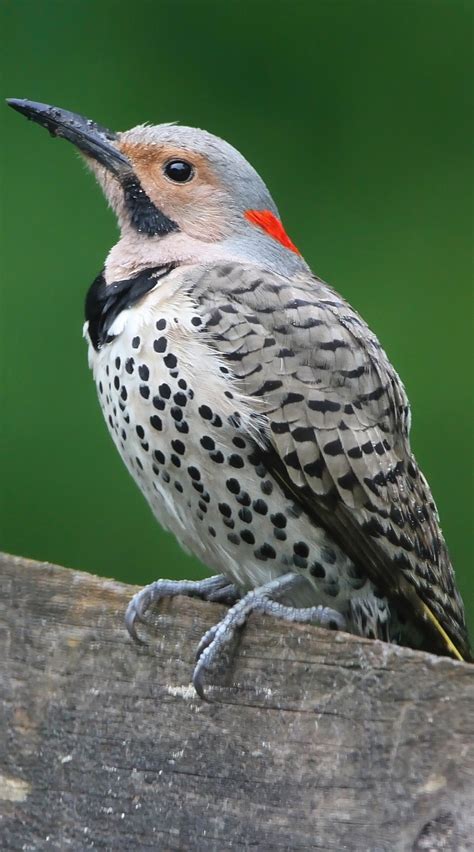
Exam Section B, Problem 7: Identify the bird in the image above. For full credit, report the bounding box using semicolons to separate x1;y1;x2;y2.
7;98;471;697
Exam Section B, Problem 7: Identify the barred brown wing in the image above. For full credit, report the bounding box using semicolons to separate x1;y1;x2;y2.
189;262;471;660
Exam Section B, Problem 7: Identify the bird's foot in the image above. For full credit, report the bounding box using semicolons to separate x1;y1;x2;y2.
192;572;346;699
125;574;241;644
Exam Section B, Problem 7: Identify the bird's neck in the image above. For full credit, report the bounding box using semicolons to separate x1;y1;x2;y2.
104;228;309;284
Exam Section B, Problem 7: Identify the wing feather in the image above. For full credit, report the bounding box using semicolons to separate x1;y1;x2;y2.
190;262;471;660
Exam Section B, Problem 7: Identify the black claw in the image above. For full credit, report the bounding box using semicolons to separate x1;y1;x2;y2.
195;627;217;662
132;630;148;647
192;665;208;700
195;645;206;663
206;584;241;605
124;603;148;646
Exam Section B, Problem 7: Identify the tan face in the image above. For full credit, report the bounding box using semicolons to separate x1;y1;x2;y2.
111;141;233;242
8;101;306;281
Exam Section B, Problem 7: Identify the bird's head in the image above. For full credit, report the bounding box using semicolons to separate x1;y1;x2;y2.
7;99;306;279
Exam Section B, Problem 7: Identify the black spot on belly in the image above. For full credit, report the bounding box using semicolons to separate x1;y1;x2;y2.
164;353;177;369
240;529;255;544
228;453;244;469
199;405;213;420
238;507;252;523
154;337;167;353
255;543;276;560
273;528;287;541
171;440;185;455
294;541;309;558
150;415;162;431
253;498;268;515
226;478;240;495
310;562;326;578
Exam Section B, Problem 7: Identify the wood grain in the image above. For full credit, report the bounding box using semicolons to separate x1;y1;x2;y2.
0;553;473;851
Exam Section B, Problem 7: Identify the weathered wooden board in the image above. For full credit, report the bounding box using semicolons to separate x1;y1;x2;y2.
0;553;472;851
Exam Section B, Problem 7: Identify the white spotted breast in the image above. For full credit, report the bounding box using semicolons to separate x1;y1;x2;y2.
83;264;374;619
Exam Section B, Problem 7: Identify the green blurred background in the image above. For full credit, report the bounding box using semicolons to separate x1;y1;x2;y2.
1;0;472;635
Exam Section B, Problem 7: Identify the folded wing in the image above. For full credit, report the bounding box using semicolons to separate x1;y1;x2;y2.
190;262;470;660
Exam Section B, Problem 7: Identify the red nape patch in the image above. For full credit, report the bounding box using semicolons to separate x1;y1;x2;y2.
245;209;300;255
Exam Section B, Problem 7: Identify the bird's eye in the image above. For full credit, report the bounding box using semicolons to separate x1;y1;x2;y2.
163;159;194;183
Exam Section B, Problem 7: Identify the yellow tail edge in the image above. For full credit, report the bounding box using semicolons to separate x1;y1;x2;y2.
422;601;464;662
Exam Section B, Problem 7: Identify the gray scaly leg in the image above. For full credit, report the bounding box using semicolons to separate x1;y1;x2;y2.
125;575;241;644
192;572;346;698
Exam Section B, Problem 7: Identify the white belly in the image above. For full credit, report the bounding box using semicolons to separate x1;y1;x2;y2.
85;286;373;615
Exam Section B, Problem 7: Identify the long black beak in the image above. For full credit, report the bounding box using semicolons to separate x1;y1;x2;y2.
6;98;131;177
7;98;179;238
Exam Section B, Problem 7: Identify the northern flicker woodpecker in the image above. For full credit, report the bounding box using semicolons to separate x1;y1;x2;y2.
8;99;471;696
